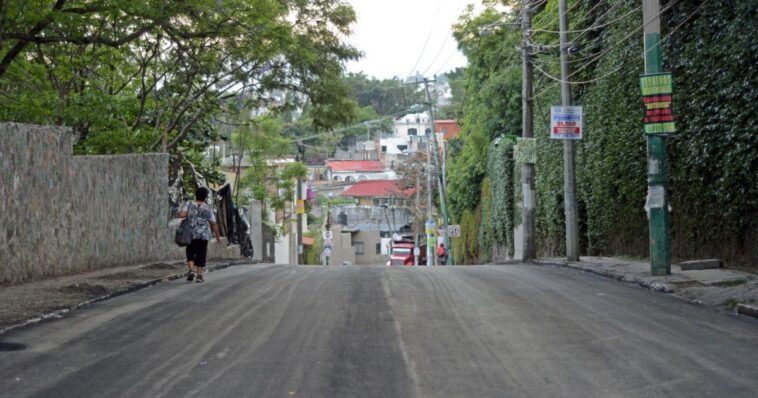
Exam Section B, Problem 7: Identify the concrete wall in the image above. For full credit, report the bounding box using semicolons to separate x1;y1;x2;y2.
327;226;355;266
0;123;238;284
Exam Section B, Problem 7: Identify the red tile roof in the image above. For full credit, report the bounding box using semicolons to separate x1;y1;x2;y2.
326;160;385;173
340;180;414;198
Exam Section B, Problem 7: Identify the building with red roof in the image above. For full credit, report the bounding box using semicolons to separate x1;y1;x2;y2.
325;160;394;182
340;179;414;207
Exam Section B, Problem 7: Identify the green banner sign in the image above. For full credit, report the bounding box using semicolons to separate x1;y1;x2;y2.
515;137;536;164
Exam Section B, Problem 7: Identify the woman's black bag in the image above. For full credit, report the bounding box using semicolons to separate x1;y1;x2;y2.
174;202;194;246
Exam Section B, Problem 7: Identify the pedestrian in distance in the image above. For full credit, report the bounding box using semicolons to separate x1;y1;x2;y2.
437;243;447;265
179;187;222;283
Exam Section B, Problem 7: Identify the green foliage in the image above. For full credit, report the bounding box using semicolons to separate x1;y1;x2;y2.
478;178;494;263
453;207;481;265
450;1;757;267
0;0;360;166
343;73;424;116
662;0;758;264
448;2;523;222
487;138;516;257
303;230;324;265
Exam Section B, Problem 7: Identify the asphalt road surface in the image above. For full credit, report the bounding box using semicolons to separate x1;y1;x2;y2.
1;264;757;398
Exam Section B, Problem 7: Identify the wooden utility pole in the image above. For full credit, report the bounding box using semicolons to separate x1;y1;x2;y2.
558;0;580;261
521;0;536;260
643;0;672;275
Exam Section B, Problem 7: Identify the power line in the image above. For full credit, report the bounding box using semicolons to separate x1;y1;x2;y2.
526;1;633;66
457;36;481;117
531;5;641;34
530;0;583;32
405;2;443;78
420;3;468;77
530;0;703;99
432;47;459;76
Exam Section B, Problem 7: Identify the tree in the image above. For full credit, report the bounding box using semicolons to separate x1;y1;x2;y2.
0;0;361;160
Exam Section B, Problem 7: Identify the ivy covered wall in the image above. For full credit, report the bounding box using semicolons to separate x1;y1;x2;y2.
448;0;757;267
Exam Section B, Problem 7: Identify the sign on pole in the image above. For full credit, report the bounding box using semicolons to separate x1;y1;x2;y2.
514;137;537;164
447;224;461;237
640;72;675;135
550;106;583;139
425;220;436;235
323;230;333;240
296;199;305;214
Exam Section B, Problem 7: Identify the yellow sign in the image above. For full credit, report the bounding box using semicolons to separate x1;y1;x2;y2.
296;200;305;214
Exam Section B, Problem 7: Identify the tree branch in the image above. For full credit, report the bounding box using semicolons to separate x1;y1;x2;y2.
0;0;68;79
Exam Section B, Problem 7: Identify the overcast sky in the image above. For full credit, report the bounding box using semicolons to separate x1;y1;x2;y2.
345;0;480;80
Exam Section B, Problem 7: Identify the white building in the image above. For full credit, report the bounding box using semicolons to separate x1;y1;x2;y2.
325;160;396;182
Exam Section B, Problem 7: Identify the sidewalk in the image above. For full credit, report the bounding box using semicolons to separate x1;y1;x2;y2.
536;256;758;319
0;258;259;335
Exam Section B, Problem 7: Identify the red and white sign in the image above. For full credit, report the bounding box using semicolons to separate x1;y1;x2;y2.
550;106;583;140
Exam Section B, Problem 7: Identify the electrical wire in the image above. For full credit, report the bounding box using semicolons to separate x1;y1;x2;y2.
432;47;459;76
420;3;468;77
526;1;631;65
532;1;634;34
457;36;481;117
529;0;583;33
405;2;443;79
529;0;704;99
530;0;680;87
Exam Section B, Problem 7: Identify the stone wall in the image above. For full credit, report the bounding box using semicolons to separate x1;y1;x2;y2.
0;123;237;284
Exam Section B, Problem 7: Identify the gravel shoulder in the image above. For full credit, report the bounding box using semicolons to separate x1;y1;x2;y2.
0;259;246;333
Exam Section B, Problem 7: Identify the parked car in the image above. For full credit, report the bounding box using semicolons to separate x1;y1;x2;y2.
389;240;426;266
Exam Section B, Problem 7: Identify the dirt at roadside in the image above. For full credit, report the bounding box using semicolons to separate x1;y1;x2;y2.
0;260;228;332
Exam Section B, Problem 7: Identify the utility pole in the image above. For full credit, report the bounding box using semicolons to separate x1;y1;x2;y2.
296;142;305;265
426;124;434;266
521;0;536;260
558;0;580;261
423;77;451;265
643;0;671;275
414;172;420;266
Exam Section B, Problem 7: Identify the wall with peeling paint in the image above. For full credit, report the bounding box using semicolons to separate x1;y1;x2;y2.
0;123;237;284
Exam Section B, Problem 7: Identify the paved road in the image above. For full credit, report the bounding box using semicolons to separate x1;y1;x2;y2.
1;264;757;398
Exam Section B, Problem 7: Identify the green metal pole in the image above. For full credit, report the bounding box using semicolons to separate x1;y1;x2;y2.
643;0;671;275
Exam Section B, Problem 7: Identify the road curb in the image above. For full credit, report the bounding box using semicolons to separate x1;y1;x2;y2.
534;259;758;320
0;259;253;336
533;259;677;293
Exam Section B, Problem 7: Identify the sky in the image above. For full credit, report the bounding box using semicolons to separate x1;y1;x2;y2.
345;0;481;80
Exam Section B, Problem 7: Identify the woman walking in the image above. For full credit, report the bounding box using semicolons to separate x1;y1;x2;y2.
179;187;222;283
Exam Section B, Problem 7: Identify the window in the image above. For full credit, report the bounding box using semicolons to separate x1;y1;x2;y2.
442;127;449;134
345;176;354;182
397;145;408;152
381;145;387;153
376;243;382;254
408;128;418;136
338;212;348;226
425;128;432;135
358;175;367;181
353;241;364;255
